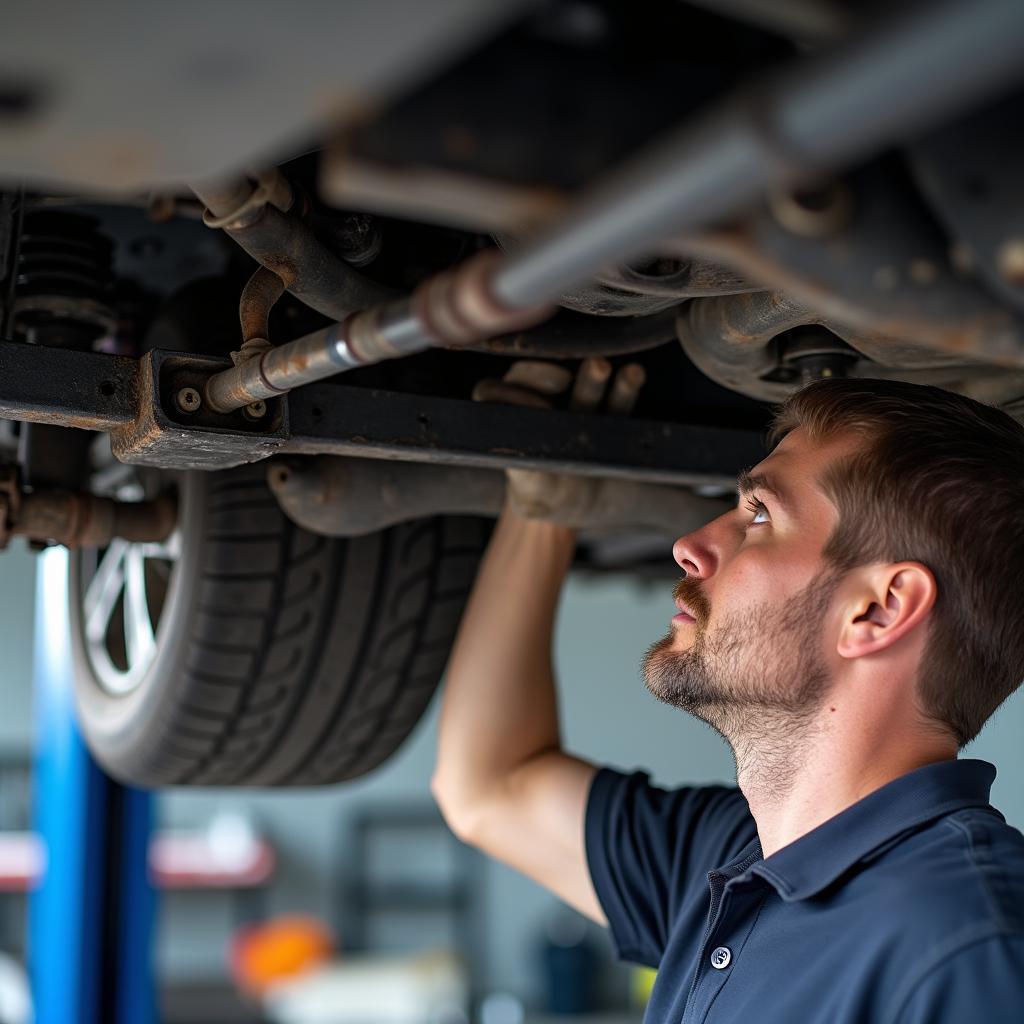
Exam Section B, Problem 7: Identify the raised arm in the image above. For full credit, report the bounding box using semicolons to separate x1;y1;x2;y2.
431;508;605;923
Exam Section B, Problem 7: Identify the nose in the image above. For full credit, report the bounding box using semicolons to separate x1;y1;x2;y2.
672;511;730;578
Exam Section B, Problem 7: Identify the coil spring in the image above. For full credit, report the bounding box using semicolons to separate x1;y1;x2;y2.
13;209;116;343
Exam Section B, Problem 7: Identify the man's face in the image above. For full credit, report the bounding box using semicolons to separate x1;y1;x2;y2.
643;428;853;748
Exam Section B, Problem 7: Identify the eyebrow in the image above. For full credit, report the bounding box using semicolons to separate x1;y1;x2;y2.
736;469;792;513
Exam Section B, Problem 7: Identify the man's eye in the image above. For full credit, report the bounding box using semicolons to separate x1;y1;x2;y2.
743;496;770;524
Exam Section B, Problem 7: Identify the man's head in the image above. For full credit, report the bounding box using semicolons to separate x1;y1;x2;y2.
644;377;1024;760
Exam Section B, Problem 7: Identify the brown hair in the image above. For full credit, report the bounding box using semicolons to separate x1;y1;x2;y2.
769;377;1024;747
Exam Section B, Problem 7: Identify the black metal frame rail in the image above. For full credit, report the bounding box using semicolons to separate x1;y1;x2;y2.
0;339;763;484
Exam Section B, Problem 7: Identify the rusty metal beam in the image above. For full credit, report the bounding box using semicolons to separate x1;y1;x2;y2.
0;342;765;485
0;340;135;430
284;380;762;487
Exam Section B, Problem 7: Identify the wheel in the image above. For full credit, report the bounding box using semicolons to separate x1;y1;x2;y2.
68;462;489;787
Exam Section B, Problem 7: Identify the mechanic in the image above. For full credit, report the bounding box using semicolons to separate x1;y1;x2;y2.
431;377;1024;1022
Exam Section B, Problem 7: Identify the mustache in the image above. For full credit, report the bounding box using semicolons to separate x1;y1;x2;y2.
673;576;710;626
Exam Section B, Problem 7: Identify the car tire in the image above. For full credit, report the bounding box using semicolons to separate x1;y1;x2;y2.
68;463;489;787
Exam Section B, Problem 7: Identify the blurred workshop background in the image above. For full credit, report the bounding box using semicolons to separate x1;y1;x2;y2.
1;540;1022;1024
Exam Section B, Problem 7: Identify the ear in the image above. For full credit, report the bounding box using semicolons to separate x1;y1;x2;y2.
836;563;936;660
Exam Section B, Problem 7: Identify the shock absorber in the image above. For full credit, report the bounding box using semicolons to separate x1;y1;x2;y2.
5;208;118;490
9;209;116;349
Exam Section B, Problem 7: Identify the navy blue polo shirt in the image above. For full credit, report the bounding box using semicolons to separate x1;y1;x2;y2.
585;758;1024;1022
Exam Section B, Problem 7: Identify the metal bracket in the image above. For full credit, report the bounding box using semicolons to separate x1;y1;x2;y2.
110;350;289;470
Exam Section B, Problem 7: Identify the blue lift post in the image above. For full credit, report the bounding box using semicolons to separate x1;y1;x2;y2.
29;546;157;1024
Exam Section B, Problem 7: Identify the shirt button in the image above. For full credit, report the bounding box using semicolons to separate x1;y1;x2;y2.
710;946;732;970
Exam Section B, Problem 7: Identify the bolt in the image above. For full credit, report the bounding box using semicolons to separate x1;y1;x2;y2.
768;180;852;239
244;399;268;420
332;213;382;267
997;239;1024;287
267;465;290;488
175;386;202;414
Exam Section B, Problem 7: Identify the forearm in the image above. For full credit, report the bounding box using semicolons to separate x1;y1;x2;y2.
432;508;575;814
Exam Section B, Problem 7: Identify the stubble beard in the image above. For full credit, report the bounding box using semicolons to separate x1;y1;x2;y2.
642;572;841;796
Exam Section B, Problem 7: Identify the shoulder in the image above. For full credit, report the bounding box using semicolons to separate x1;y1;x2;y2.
942;808;1024;928
584;767;757;966
867;808;1024;935
586;767;755;859
858;808;1024;1019
801;807;1024;1021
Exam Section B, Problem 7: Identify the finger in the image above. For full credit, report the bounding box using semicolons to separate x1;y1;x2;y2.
569;357;612;413
472;379;552;408
607;363;647;415
502;360;573;395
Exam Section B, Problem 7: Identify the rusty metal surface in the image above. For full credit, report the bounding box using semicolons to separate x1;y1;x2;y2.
202;247;556;414
676;290;820;402
0;463;175;548
203;350;286;414
14;489;176;548
112;351;288;470
189;353;760;483
285;381;760;487
410;248;552;349
595;258;754;301
673;283;1007;402
239;265;286;345
0;343;762;482
269;455;730;538
0;339;136;430
269;456;508;537
547;255;756;318
670;164;1024;369
191;183;397;323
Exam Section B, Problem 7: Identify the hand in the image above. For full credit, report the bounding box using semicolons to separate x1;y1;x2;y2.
472;358;646;528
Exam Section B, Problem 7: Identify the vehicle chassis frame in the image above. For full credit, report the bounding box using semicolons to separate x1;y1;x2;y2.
0;340;763;487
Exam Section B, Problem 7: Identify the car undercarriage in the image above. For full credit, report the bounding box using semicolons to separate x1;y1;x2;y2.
1;0;1023;786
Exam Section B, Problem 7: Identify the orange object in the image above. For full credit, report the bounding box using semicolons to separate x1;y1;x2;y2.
229;916;335;996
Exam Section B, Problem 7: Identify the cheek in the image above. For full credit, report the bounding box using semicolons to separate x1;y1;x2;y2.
715;551;775;609
712;545;815;622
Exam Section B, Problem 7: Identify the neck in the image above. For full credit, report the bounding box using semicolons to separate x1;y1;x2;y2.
730;704;956;859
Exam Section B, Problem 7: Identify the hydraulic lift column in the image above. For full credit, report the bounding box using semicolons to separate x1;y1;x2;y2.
28;547;156;1024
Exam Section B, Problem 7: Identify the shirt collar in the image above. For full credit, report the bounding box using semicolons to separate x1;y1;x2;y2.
729;758;998;902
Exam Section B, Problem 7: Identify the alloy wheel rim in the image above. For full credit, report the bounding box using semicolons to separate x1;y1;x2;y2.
76;454;181;698
80;530;180;696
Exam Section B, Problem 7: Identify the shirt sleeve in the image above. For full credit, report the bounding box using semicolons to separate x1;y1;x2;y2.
584;766;757;968
893;935;1024;1024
